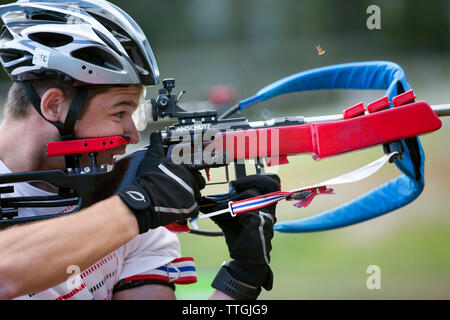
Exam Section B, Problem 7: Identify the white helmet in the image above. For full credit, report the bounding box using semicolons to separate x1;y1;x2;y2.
0;0;159;142
0;0;159;85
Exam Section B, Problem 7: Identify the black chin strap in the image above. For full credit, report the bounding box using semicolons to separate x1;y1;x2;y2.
20;81;88;141
59;86;89;141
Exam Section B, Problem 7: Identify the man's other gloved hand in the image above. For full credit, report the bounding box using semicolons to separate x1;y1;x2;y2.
117;132;205;233
203;174;280;300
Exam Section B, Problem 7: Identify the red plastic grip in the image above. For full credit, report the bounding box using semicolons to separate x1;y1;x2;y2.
392;89;416;107
343;102;365;119
367;96;391;113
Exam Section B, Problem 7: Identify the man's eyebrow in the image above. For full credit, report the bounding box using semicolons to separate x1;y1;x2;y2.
111;100;138;108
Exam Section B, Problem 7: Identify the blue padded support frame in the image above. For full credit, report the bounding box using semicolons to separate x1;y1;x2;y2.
237;61;425;232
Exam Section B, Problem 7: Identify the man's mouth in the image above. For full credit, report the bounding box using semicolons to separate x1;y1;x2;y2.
107;155;116;166
103;147;127;166
70;144;128;169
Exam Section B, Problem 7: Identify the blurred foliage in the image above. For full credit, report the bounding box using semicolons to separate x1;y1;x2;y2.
110;0;449;52
0;0;448;84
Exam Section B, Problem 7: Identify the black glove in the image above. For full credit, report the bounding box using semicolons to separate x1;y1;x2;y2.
203;174;280;299
117;132;205;233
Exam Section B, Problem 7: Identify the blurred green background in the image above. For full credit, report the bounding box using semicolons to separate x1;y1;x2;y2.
0;0;448;299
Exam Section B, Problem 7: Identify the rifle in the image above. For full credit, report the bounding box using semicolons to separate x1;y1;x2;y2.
0;61;447;235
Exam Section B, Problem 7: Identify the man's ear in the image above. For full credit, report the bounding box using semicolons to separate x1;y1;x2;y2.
40;88;69;122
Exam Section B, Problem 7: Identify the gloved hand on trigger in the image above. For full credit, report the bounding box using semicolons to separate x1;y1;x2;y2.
117;131;206;233
202;174;281;299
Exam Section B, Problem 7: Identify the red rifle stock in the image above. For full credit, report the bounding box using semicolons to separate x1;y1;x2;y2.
211;101;442;164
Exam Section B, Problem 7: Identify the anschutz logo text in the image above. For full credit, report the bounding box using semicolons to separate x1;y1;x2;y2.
175;123;212;132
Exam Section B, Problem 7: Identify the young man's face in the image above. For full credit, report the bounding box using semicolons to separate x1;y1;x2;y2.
73;85;142;167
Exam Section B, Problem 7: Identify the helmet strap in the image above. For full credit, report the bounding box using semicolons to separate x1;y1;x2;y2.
20;81;88;140
20;81;89;170
59;86;88;140
60;86;88;170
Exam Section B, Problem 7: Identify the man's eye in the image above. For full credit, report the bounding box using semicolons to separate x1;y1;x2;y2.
114;112;124;119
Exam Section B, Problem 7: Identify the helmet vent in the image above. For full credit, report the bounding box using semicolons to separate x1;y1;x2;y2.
30;11;69;23
29;32;73;48
0;26;13;41
92;28;122;57
0;49;25;63
71;47;122;71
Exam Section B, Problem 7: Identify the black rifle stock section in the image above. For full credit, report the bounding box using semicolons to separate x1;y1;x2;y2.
0;149;147;228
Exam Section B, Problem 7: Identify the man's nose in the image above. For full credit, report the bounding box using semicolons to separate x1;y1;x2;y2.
124;118;140;144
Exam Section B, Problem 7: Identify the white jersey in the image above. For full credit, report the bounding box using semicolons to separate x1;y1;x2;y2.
0;160;196;300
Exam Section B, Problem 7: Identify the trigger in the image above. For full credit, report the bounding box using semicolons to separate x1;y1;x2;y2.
205;168;211;181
